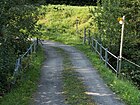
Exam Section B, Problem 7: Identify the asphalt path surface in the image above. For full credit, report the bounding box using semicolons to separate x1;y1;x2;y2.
32;40;125;105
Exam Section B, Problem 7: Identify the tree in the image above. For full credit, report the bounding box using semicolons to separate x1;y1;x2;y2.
0;0;39;95
93;0;140;87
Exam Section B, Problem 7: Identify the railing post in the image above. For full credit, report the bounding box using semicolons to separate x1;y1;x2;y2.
118;16;125;76
27;49;30;56
12;58;19;84
37;37;39;46
118;56;122;76
95;40;98;51
91;37;94;48
88;29;91;45
31;46;32;54
34;41;36;52
116;57;119;72
19;56;22;70
100;44;102;60
83;28;86;44
76;18;79;33
105;48;108;67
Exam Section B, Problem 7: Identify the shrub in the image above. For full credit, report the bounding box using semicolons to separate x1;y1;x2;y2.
92;0;140;87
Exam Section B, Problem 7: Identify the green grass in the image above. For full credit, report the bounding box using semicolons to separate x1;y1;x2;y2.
75;44;140;105
56;48;95;105
38;5;96;44
0;46;45;105
37;4;140;105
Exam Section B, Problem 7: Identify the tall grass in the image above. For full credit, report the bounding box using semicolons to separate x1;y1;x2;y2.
38;5;96;44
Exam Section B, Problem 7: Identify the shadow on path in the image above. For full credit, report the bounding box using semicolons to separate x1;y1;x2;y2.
32;40;125;105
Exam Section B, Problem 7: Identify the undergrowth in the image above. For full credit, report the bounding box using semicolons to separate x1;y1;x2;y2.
76;44;140;105
0;46;45;105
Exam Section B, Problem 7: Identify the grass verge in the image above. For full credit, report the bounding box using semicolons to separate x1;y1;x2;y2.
75;44;140;105
0;46;45;105
56;48;95;105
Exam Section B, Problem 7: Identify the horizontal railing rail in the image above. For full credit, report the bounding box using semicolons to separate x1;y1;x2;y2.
82;28;140;75
91;36;118;73
122;57;140;68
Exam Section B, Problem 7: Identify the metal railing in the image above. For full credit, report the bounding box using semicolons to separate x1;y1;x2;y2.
91;37;119;73
12;38;42;84
83;28;140;75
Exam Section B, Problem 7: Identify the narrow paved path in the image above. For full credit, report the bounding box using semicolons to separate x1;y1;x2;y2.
32;45;66;105
32;40;125;105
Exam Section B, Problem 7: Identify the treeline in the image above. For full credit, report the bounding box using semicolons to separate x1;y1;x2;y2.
92;0;140;87
0;0;40;96
46;0;97;6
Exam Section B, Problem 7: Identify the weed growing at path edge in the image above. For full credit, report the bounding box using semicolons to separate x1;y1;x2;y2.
76;45;140;105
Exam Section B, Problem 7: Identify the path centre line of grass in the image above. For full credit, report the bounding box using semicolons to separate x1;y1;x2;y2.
0;46;45;105
56;48;95;105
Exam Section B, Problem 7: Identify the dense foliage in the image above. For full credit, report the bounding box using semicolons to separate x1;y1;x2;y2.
46;0;97;6
0;0;40;95
92;0;140;87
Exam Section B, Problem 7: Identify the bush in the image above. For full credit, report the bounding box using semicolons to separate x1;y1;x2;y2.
92;0;140;87
0;0;40;95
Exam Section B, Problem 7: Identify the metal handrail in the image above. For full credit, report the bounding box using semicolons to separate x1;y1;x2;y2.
91;37;118;73
12;39;39;84
122;57;140;68
83;28;140;77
